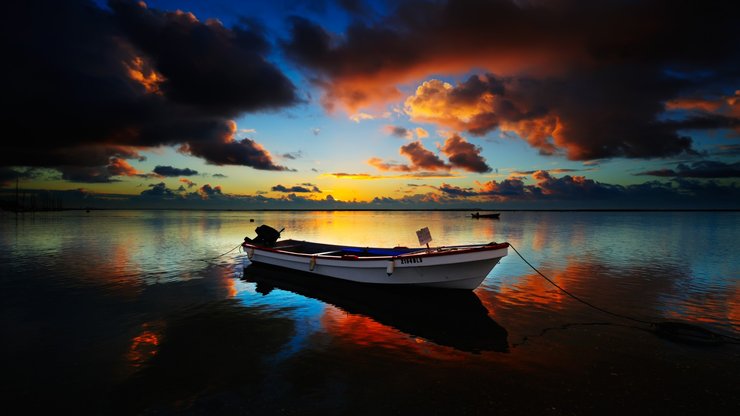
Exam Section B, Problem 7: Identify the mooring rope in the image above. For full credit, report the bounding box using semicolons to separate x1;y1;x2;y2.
508;243;653;325
508;243;740;345
199;242;243;263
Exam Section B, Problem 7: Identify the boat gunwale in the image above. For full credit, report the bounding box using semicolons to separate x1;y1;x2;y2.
242;240;509;261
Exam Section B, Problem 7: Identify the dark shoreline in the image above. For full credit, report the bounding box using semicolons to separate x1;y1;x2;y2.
4;208;738;212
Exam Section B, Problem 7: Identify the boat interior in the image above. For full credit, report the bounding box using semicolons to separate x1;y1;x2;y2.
273;239;423;257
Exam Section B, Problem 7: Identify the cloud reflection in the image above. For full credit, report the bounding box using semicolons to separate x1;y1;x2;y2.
243;263;509;354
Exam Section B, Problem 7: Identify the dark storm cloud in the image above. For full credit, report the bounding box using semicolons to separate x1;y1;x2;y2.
399;141;449;171
0;168;46;187
512;169;580;175
531;170;623;199
406;72;698;160
440;134;491;173
439;178;531;198
0;168;18;187
272;184;322;193
59;166;121;184
436;170;740;207
110;0;296;114
437;184;478;197
153;166;199;177
283;0;740;160
198;184;223;199
56;157;144;183
281;151;304;160
137;181;225;200
1;0;297;178
637;161;740;178
386;126;413;139
140;182;178;198
337;0;373;15
666;114;740;131
712;144;740;156
185;136;293;171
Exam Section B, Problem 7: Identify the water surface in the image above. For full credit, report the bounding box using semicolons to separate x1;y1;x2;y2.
1;210;738;414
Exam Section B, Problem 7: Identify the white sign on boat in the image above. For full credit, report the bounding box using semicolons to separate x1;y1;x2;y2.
416;227;432;246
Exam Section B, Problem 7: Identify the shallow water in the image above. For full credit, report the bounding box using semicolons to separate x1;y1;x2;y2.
1;210;738;414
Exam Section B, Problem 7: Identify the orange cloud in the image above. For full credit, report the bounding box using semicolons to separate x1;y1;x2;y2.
406;77;548;150
370;134;490;173
107;157;141;176
282;1;740;161
405;79;498;132
369;141;451;172
325;172;383;180
284;10;580;114
367;157;411;172
665;97;723;113
320;76;404;114
477;177;527;195
666;91;740;135
197;184;222;199
326;171;457;180
350;112;377;123
500;116;563;156
179;178;197;188
665;90;740;116
404;73;701;160
404;76;572;157
125;56;164;94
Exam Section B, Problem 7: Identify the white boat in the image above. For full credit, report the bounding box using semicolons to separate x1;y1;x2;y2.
242;226;508;290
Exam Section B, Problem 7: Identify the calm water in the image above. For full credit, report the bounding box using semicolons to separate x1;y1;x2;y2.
1;210;738;415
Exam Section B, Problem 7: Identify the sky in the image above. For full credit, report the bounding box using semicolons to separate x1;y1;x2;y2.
2;0;739;209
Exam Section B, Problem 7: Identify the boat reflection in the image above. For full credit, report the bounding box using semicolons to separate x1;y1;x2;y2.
242;263;509;353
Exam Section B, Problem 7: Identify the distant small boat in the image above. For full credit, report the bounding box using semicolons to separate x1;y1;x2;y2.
471;212;500;219
242;225;508;290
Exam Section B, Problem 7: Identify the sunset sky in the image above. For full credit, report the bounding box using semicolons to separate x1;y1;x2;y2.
2;0;739;209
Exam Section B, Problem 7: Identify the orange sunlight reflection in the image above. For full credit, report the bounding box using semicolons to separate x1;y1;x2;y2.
663;283;740;326
224;273;239;298
497;270;569;309
321;306;469;361
729;286;740;327
127;322;163;368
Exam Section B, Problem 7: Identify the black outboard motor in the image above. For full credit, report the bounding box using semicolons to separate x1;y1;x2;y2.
244;225;283;247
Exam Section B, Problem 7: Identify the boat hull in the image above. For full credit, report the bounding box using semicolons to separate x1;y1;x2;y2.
244;242;508;290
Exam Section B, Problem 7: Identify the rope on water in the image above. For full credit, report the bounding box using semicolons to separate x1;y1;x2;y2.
508;243;740;345
199;243;243;263
509;243;652;325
